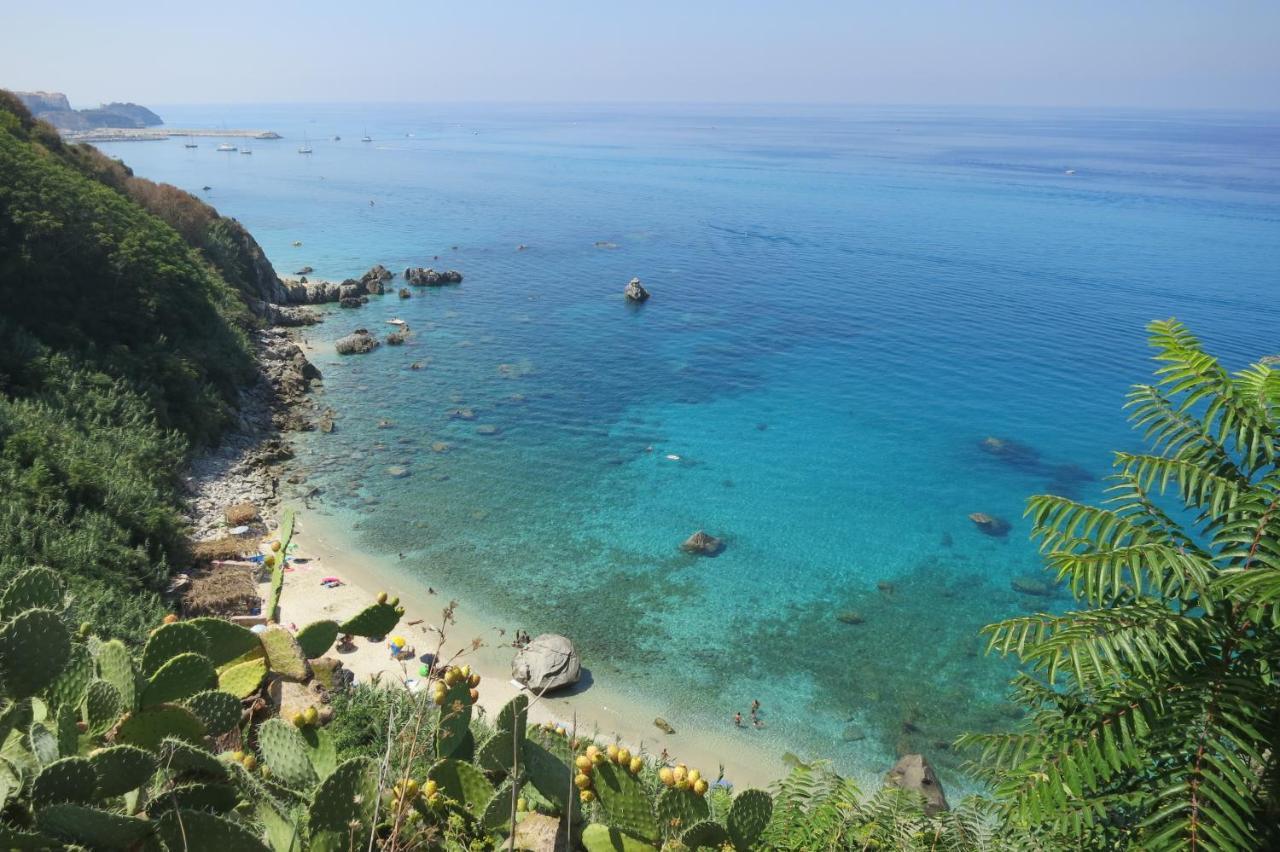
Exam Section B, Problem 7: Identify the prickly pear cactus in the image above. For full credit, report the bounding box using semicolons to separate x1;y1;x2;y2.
140;652;217;707
593;760;660;842
0;608;70;698
726;788;772;850
157;781;240;814
307;756;379;835
141;621;210;676
36;803;154;848
158;737;229;779
682;818;730;850
89;745;156;797
478;694;528;773
428;758;496;813
299;726;337;782
257;718;318;789
480;777;518;831
28;720;59;766
656;786;711;836
83;679;123;736
218;656;267;698
54;702;78;757
47;644;92;710
582;823;662;852
188;617;262;667
185;689;243;736
115;703;206;751
259;626;311;682
523;736;576;814
31;756;97;807
434;679;473;759
294;619;339;659
0;566;64;618
337;601;401;638
95;639;138;710
156;807;271;851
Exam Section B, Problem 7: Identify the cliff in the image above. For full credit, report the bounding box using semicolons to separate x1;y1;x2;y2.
14;90;163;130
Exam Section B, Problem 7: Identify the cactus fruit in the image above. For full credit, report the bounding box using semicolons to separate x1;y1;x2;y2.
682;819;730;850
163;614;180;625
31;756;97;807
185;689;243;735
89;745;157;797
307;756;380;835
257;718;319;789
115;704;205;751
37;803;155;848
156;807;271;851
141;652;217;707
188;617;262;668
592;759;660;841
726;788;773;851
656;786;711;834
581;823;661;852
337;601;401;638
0;566;64;617
434;680;473;759
294;620;339;659
427;758;495;813
258;627;311;682
0;608;71;698
95;639;138;710
218;656;268;698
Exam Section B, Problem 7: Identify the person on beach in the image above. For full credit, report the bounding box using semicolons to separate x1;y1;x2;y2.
734;712;744;728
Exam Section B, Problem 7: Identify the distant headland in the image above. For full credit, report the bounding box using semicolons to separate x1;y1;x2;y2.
14;90;163;130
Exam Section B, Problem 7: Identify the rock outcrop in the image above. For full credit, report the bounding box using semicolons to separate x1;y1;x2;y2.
404;267;463;286
623;277;650;302
885;754;949;815
681;530;723;556
968;512;1011;537
511;634;581;693
335;331;379;355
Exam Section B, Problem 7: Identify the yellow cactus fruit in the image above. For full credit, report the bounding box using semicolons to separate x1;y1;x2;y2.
291;712;306;728
579;789;595;804
555;727;566;737
574;773;592;790
468;688;479;702
376;591;388;604
629;756;644;774
575;755;593;772
468;673;481;688
658;767;675;787
675;779;690;791
459;665;471;678
444;668;462;686
303;706;319;726
606;744;620;761
389;596;400;608
270;540;282;553
693;778;709;796
162;614;179;625
688;769;702;784
424;780;438;797
672;765;688;784
404;778;419;798
517;798;528;812
242;754;257;771
230;751;245;762
616;747;631;765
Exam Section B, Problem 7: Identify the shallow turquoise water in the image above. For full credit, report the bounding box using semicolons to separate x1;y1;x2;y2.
99;104;1280;784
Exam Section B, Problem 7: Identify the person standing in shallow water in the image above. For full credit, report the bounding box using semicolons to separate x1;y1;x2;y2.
734;712;744;728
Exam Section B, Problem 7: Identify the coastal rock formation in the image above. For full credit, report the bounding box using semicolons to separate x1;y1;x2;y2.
361;264;393;287
885;754;949;815
294;266;313;275
339;283;362;301
15;91;163;130
399;287;411;299
404;267;463;286
968;512;1011;537
386;331;406;345
284;279;342;304
681;530;723;556
511;633;581;693
623;277;650;302
339;297;364;309
335;331;378;355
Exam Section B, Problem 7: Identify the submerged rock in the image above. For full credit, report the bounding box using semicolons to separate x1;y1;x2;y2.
836;610;865;626
385;465;409;479
840;724;867;742
623;277;650;302
654;717;676;735
978;435;1041;469
1011;575;1056;597
511;633;581;693
476;424;500;436
681;530;723;556
386;331;407;345
968;512;1011;537
885;754;949;815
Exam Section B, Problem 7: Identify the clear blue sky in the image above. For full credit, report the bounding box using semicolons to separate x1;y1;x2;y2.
2;1;1277;108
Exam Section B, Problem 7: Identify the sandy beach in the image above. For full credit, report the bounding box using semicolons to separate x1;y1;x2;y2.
268;509;796;791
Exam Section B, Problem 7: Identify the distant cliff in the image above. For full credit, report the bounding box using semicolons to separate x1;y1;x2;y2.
14;91;163;130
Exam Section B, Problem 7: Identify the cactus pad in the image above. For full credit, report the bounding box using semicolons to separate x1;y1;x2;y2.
159;781;240;814
256;718;318;789
0;566;64;618
46;644;92;710
83;679;123;736
337;601;401;638
158;737;229;779
218;656;267;698
94;639;137;710
523;736;576;814
188;617;262;667
185;689;243;736
481;777;518;831
300;726;337;781
0;609;70;698
294;620;339;659
478;694;528;773
0;824;53;850
156;807;271;851
593;760;660;842
428;758;496;813
307;756;379;835
31;756;97;807
140;621;211;676
54;703;77;758
682;819;730;849
89;745;156;797
28;721;59;766
115;703;205;751
582;823;662;852
435;680;473;759
726;788;772;850
259;627;311;682
141;652;217;707
37;803;154;849
656;786;711;835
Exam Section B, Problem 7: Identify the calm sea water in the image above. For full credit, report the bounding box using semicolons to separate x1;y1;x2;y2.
98;104;1280;785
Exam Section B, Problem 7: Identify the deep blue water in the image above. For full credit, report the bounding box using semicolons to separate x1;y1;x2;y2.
97;104;1280;784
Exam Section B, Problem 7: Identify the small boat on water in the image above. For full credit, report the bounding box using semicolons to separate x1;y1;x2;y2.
216;143;237;152
361;127;372;143
387;318;408;327
183;140;198;148
298;133;313;154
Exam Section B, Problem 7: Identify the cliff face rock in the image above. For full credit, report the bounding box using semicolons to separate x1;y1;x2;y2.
15;92;164;130
217;218;289;307
14;91;70;113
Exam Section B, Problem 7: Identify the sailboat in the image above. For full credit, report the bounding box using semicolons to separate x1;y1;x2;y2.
240;142;253;155
361;127;372;143
298;133;313;154
183;138;199;148
216;142;237;152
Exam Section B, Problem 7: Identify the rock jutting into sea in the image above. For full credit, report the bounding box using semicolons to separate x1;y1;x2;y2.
623;276;650;302
681;530;724;556
885;753;949;815
511;633;581;693
404;267;463;286
336;330;379;355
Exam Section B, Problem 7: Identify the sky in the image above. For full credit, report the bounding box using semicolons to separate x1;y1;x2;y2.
2;1;1278;109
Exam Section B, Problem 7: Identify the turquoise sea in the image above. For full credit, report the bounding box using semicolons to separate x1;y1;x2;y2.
97;104;1280;786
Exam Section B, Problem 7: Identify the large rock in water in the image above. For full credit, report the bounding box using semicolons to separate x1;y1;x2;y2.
623;277;650;302
511;634;581;693
968;512;1011;537
404;267;463;286
885;754;949;815
335;332;378;355
681;530;723;556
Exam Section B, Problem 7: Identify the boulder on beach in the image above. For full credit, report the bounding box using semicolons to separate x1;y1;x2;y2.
511;633;581;693
681;530;723;556
885;753;949;815
968;512;1011;537
335;332;378;355
623;277;650;302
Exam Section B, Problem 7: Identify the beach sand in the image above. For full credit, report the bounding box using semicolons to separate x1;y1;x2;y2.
267;509;795;791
